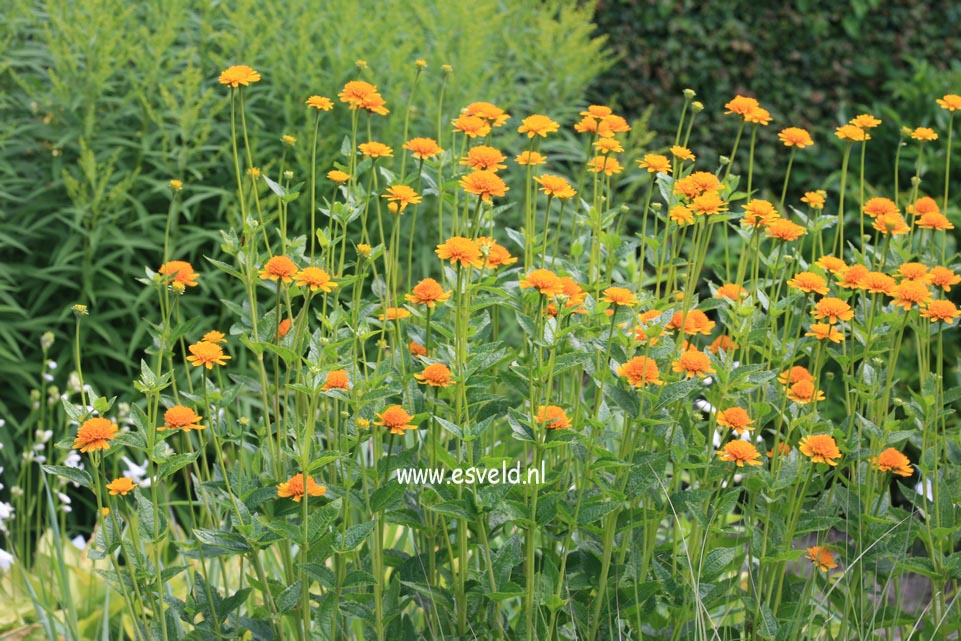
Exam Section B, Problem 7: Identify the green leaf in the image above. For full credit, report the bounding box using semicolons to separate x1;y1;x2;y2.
41;464;92;488
334;520;375;553
137;492;168;543
193;528;251;555
701;547;736;580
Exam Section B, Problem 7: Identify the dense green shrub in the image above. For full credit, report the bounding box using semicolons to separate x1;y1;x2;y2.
590;0;961;193
0;0;611;458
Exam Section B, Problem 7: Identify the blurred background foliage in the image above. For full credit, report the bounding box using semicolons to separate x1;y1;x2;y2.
0;0;611;467
590;0;961;198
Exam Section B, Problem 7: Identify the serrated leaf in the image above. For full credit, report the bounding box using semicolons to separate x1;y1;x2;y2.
41;464;92;488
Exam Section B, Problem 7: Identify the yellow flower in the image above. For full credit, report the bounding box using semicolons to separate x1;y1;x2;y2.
169;179;183;191
787;271;828;295
799;434;841;465
186;340;231;369
461;145;507;172
778;127;814;148
928;266;960;291
672;348;715;379
716;407;754;434
517;114;560;138
937;94;961;111
452;114;492;138
477;236;517;269
724;95;760;118
670;145;696;162
805;323;844;343
801;190;827;209
741;199;780;227
359;141;393;158
910;127;938;141
637;154;672;174
533;174;577;199
106;477;137;496
835;124;869;142
219;65;261;88
586;155;623;176
202;330;226;344
718;440;763;467
519;269;564;296
600;287;638;307
295;267;337;293
306;95;333;111
765;219;806;241
405;278;451;307
850;114;881;129
436;236;483;269
158;261;199;287
328;169;350;183
667;309;715;335
515;151;547;166
465;101;510;127
920;300;961;324
379;307;412;321
73;417;118;453
890;280;932;310
382;185;422;212
403;137;444;160
787;379;825;404
715;283;747;300
277;473;326;502
669;204;694;226
811;297;854;323
338;80;388;115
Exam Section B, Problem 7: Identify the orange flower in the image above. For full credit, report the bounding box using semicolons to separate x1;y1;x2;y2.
617;356;663;387
277;473;326;502
811;297;854;323
518;114;560;138
295;267;337;293
708;334;738;354
815;255;846;275
436;236;483;268
359;141;393;158
669;204;695;226
322;369;350;390
593;138;623;154
806;546;838;572
691;191;728;216
405;278;451;307
403;137;444;159
452;114;491;138
73;417;118;453
850;114;881;129
674;171;722;199
515;150;547;166
787;379;825;404
219;65;261;88
548;277;587;316
799;434;841;465
672;348;715;378
306;95;333;111
802;190;827;209
535;405;572;429
464;101;510;127
409;341;428;357
277;318;292;339
519;269;564;296
460;145;507;172
837;264;869;289
159;405;204;431
897;263;928;281
460;170;509;202
374;405;418;435
414;363;454;387
186;340;231;369
379;307;412;321
910;127;938;141
597;114;631;137
872;213;910;235
745;107;772;126
718;440;763;467
778;127;814;148
741;199;780;227
805;323;844;343
872;448;913;476
638;154;672;174
534;174;577;199
601;287;638;307
716;407;754;434
338;80;388;115
787;271;828;295
158;261;200;287
916;212;954;230
921;300;961;324
928;266;960;292
382;185;422;212
670;145;696;162
778;366;813;386
668;309;715;335
907;196;940;216
202;330;227;344
890;280;932;310
858;271;896;295
259;256;298;282
765;219;806;241
477;236;517;269
586;155;623;176
724;95;760;118
106;477;137;496
863;197;898;218
327;169;350;183
835;124;869;142
937;94;961;111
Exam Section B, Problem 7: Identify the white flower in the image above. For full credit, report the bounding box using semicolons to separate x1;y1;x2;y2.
0;501;13;522
0;547;14;571
43;373;54;382
71;535;87;550
47;360;57;370
122;457;151;488
64;450;83;469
